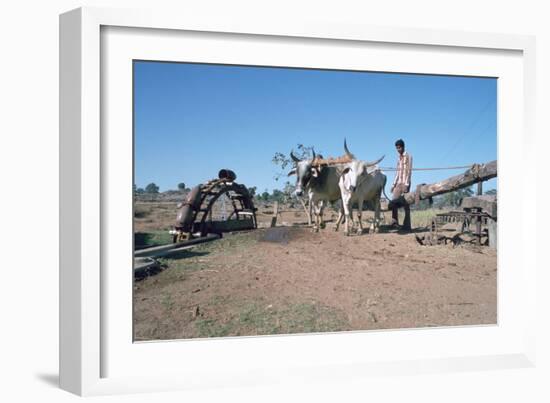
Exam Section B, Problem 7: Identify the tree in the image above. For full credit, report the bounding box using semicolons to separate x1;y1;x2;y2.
436;186;474;208
261;191;270;202
271;189;284;203
145;183;159;194
414;198;432;211
282;181;295;204
177;182;186;191
484;189;497;196
135;187;145;195
272;143;317;180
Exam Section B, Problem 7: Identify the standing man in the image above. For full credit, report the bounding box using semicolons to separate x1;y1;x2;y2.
390;139;412;231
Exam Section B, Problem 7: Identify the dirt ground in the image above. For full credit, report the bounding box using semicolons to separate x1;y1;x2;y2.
133;211;497;341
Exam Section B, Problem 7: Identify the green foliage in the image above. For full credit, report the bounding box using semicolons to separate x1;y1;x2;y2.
195;301;349;338
177;182;186;190
134;231;173;248
133;184;145;194
413;198;433;211
254;184;294;203
434;186;474;208
271;189;284;202
484;189;497;196
272;143;317;182
145;183;159;194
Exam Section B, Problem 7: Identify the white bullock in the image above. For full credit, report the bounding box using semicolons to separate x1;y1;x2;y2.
334;143;387;235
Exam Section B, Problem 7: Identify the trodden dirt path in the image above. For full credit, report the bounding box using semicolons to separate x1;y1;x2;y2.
134;227;496;341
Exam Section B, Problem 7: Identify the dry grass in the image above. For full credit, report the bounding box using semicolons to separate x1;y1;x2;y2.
410;208;450;229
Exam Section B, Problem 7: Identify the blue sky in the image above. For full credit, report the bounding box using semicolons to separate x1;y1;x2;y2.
134;61;497;194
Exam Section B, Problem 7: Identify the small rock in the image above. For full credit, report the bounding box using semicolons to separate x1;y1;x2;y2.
192;288;201;293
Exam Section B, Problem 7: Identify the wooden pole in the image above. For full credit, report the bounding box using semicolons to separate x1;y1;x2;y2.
298;197;311;225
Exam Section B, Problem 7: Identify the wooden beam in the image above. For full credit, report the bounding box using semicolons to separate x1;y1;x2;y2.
403;160;497;204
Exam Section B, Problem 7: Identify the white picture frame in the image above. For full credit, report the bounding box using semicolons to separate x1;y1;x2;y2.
60;6;537;396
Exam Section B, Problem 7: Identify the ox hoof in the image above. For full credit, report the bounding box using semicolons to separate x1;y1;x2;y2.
344;231;350;237
320;222;326;229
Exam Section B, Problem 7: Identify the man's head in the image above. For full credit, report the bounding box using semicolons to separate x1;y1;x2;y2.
395;139;405;155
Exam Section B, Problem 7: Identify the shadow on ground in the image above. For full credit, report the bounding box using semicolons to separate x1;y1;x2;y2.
35;373;58;388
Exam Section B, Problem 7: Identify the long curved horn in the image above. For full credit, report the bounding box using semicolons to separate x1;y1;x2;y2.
365;155;385;167
290;150;300;163
344;139;354;159
311;147;316;161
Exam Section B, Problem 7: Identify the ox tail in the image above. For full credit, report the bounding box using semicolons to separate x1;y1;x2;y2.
381;173;391;202
380;175;393;213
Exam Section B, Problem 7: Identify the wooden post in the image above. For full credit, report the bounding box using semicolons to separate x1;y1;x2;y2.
476;182;482;244
270;201;279;227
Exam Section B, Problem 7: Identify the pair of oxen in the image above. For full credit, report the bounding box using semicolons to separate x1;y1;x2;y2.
287;141;387;236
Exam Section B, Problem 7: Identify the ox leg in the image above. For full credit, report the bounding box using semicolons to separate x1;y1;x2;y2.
334;206;344;231
343;200;353;236
312;201;321;233
309;199;315;230
374;196;381;233
319;201;326;230
356;198;365;234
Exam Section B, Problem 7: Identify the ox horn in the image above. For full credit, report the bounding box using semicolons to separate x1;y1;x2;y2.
290;150;300;163
311;147;316;161
344;139;355;159
365;155;385;167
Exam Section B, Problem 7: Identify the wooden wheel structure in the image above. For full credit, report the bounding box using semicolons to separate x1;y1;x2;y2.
173;170;257;242
427;195;497;247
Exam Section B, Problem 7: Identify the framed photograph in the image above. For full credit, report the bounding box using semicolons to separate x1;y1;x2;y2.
60;7;537;396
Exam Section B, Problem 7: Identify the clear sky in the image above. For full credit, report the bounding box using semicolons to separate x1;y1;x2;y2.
134;61;497;194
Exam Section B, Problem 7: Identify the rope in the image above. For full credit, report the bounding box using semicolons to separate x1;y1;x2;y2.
379;165;473;171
